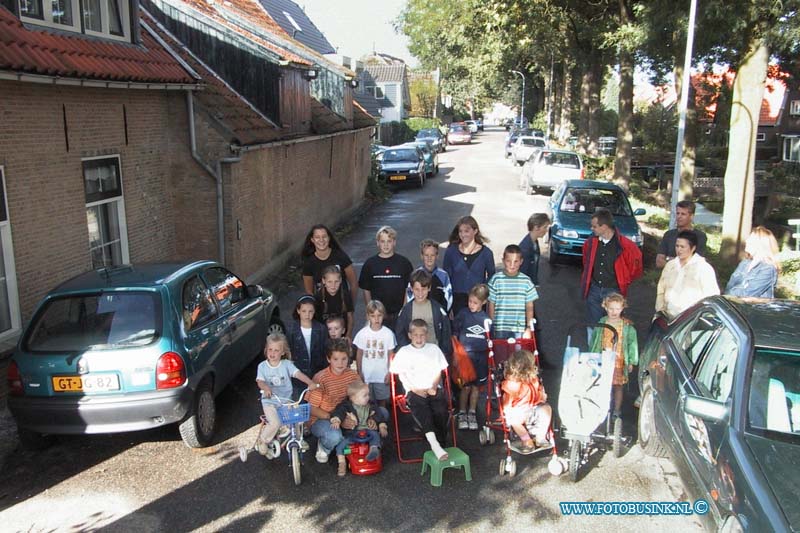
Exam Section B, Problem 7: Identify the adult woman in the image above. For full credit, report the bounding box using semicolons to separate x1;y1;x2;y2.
725;226;780;298
301;225;358;305
443;216;496;316
655;230;720;320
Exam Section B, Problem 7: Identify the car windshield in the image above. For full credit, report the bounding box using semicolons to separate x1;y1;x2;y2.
449;125;466;133
521;138;546;147
542;152;580;168
559;187;633;216
748;348;800;442
417;129;439;138
24;292;162;352
383;149;418;162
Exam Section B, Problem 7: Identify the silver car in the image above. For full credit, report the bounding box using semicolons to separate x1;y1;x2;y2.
512;136;547;166
523;149;584;194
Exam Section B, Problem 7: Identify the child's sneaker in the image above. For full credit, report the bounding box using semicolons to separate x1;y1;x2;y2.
315;444;329;464
468;412;478;430
255;440;269;456
535;437;553;451
337;460;347;477
366;445;380;461
457;411;468;430
277;425;291;439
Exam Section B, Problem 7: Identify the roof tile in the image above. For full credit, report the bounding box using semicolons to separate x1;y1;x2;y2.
0;6;196;84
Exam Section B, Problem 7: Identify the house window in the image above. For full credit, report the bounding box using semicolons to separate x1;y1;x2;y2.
19;0;129;40
791;100;800;116
0;167;21;337
83;156;129;269
783;137;800;162
366;86;384;99
756;133;766;142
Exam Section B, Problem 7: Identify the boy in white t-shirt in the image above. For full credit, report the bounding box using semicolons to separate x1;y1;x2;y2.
390;319;450;461
353;300;396;409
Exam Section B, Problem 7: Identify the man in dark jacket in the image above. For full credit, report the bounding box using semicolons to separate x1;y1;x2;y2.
580;209;643;331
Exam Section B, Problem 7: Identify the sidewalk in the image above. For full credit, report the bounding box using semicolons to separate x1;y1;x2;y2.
693;203;722;228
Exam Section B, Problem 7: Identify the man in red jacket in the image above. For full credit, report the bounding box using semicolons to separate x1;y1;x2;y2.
580;208;643;332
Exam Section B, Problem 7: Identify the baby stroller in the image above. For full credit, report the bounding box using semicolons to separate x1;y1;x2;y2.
558;323;626;482
239;389;311;486
478;320;558;477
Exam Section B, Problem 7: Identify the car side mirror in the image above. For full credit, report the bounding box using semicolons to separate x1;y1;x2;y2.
633;208;646;216
246;285;265;299
683;394;728;422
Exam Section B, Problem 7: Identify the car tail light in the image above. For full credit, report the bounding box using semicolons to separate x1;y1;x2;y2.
156;352;186;389
580;168;585;179
7;360;23;396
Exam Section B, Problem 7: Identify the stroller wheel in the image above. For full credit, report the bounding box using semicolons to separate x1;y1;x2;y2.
613;417;623;458
507;459;517;478
479;428;488;446
238;446;249;463
270;440;282;460
498;458;506;476
488;430;496;445
569;440;581;482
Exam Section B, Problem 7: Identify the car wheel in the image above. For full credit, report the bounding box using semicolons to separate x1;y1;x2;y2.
638;386;668;457
17;427;53;451
267;317;285;336
179;378;216;448
548;240;560;265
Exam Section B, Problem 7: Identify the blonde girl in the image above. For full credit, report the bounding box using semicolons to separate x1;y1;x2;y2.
501;350;552;453
725;226;780;298
254;333;318;457
590;293;638;419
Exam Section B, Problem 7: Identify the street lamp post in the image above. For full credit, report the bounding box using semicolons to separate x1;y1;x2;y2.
510;70;525;126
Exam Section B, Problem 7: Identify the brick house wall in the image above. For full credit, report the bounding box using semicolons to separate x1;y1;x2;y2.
0;80;204;323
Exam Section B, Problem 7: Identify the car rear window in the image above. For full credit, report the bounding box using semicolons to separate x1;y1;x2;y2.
559;188;633;216
748;348;800;439
449;126;467;133
24;292;162;352
383;149;418;162
542;152;580;168
521;138;545;147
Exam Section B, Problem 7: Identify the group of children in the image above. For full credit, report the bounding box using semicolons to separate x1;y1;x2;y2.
254;216;639;475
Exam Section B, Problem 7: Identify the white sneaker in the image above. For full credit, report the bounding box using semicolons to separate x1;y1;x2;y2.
457;412;468;430
255;440;269;456
315;444;329;464
468;412;478;430
277;426;291;439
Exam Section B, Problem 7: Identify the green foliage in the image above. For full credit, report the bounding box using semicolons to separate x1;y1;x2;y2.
633;103;677;152
366;151;390;200
404;117;441;132
646;213;670;230
409;76;438;117
582;155;614;181
379;121;416;146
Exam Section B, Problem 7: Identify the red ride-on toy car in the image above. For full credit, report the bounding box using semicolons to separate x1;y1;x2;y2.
343;429;383;475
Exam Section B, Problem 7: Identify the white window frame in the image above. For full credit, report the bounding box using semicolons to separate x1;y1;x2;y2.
18;0;130;42
783;136;800;162
756;132;766;142
791;100;800;116
0;166;22;339
82;155;130;268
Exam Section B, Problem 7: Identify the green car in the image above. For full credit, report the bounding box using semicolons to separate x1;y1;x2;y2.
7;261;282;449
402;141;439;177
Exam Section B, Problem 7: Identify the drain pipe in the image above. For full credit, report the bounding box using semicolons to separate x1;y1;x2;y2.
187;91;240;265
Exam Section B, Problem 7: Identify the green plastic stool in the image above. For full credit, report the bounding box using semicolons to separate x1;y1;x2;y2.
420;447;472;487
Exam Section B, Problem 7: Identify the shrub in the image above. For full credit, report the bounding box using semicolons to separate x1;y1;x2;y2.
365;151;390;200
404;117;440;133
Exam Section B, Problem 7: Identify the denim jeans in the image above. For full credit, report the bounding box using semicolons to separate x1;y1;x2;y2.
586;283;618;339
334;428;381;456
310;419;344;454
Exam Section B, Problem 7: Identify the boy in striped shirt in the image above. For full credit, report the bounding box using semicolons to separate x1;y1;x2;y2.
488;244;538;339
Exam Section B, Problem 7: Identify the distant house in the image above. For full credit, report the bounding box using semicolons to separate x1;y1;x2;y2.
259;0;335;55
360;63;410;123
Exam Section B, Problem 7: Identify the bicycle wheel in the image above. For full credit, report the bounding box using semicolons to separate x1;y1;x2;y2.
291;446;302;486
569;440;581;482
613;417;623;458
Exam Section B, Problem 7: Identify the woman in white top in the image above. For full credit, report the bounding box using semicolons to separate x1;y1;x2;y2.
656;230;720;320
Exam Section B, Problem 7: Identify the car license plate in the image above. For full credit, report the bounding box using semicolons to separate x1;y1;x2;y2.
52;374;120;393
389;175;406;181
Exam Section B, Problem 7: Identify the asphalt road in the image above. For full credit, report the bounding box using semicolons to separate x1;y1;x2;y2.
0;127;704;532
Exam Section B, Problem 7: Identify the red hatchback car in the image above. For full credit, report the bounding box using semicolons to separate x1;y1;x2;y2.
448;124;472;145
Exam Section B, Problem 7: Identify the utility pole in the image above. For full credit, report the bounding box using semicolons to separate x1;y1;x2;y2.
546;52;554;139
670;0;698;229
511;70;525;125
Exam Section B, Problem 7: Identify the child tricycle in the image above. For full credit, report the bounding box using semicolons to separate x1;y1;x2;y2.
558;323;626;481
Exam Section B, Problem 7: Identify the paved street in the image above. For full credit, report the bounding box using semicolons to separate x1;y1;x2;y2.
0;128;703;532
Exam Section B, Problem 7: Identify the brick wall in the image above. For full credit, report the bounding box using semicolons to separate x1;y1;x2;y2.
0;80;206;323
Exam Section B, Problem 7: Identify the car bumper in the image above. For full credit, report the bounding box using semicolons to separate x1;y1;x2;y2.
8;387;194;434
550;235;586;257
449;137;471;144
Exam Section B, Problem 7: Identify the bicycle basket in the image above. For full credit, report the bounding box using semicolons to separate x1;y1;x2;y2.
277;403;310;425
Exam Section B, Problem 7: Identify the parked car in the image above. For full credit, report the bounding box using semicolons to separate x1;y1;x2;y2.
545;179;645;264
465;120;479;134
6;261;282;449
379;145;427;187
522;149;584;193
638;296;800;532
402;141;439;177
504;129;531;158
370;144;386;157
415;128;446;152
511;136;548;166
447;124;472;145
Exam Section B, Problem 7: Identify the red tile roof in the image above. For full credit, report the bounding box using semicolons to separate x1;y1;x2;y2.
0;6;197;84
143;9;281;145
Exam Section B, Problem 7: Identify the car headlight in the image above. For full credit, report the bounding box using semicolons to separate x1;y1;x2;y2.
408;169;419;174
556;228;579;239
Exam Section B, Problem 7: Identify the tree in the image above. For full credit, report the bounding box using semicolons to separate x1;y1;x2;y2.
409;75;437;117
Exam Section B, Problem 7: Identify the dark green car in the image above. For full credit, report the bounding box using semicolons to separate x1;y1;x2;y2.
7;261;283;449
639;296;800;532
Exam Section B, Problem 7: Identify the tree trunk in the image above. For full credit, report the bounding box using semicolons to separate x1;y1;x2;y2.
613;48;634;189
587;59;603;156
720;38;769;262
559;63;573;142
579;67;592;152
